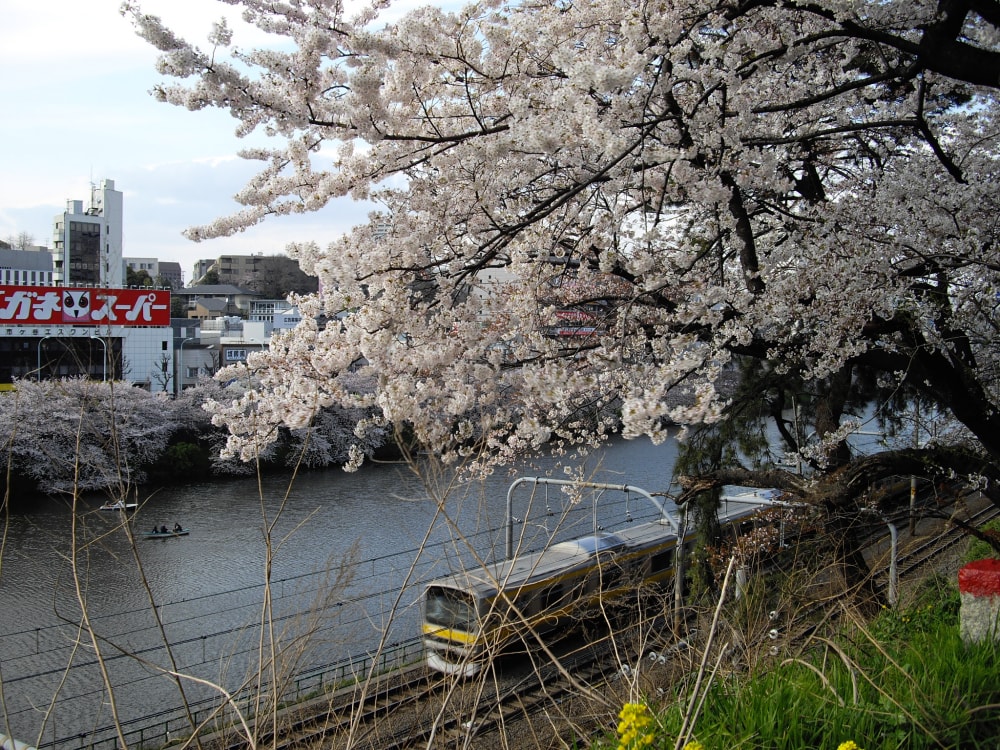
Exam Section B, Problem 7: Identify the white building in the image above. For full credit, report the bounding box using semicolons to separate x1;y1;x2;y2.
172;320;218;395
272;308;302;332
200;317;269;365
125;257;159;277
249;298;302;333
0;284;175;393
0;247;54;286
119;326;176;392
52;178;123;287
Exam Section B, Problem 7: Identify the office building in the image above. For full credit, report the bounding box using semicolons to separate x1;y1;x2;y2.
52;179;123;287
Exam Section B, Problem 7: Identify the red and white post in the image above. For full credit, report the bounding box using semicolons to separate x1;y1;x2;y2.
959;559;1000;644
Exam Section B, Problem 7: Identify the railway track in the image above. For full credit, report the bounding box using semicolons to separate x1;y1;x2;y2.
387;637;617;749
767;490;999;650
205;668;441;750
892;502;999;581
206;626;627;750
212;493;998;750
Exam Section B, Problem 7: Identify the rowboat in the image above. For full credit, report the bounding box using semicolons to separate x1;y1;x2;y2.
100;501;138;511
143;528;189;539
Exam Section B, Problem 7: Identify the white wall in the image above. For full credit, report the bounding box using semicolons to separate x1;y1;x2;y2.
120;327;173;393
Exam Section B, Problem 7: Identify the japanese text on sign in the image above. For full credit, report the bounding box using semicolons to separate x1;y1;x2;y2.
0;286;171;327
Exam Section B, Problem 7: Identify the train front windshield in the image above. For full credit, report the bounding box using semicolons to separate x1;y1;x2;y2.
425;586;479;631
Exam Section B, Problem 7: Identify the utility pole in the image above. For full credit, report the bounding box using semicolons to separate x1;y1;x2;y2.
909;400;919;535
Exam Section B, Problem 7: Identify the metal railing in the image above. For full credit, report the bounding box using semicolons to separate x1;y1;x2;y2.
35;638;425;750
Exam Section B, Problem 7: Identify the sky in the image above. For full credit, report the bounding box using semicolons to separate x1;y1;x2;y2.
0;0;429;285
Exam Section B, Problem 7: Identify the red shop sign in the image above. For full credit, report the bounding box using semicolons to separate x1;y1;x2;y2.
0;285;171;327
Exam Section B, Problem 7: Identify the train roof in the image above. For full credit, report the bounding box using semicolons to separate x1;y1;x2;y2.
425;494;782;601
426;522;678;600
549;531;626;556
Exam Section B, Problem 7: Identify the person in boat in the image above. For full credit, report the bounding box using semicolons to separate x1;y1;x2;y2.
173;522;182;533
160;525;168;534
151;526;159;534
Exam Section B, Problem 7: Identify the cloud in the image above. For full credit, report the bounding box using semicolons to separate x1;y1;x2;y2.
1;0;456;279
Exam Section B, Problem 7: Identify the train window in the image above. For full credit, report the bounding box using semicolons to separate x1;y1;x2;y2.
509;587;537;617
564;573;591;600
596;559;624;591
650;548;674;573
540;584;563;610
425;586;478;630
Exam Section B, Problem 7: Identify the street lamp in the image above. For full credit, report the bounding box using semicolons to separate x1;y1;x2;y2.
176;337;193;396
89;335;107;382
37;335;108;382
36;335;55;382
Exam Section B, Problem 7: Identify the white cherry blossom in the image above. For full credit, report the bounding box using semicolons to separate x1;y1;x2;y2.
124;0;1000;488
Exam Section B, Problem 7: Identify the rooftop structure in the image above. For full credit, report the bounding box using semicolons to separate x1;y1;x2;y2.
52;179;123;287
0;247;54;286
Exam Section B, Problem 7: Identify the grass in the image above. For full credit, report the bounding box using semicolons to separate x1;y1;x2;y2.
601;571;1000;750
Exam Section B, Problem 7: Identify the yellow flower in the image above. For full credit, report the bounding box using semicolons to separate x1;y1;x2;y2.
616;702;657;750
837;742;863;750
683;742;705;750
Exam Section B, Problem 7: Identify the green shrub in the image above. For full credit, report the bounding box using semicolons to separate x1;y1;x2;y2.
154;441;212;480
964;519;1000;563
598;577;1000;750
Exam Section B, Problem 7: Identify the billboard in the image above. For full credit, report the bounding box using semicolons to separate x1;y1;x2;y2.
0;285;171;327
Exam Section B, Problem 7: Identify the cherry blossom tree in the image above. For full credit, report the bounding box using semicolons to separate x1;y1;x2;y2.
0;376;386;495
124;0;1000;509
0;379;178;495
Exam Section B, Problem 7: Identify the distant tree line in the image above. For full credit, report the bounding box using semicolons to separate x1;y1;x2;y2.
0;376;390;501
126;266;164;288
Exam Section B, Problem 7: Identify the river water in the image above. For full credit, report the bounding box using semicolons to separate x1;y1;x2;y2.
0;434;681;748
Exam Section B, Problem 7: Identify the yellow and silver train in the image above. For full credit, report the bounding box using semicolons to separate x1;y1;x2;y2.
422;490;778;677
